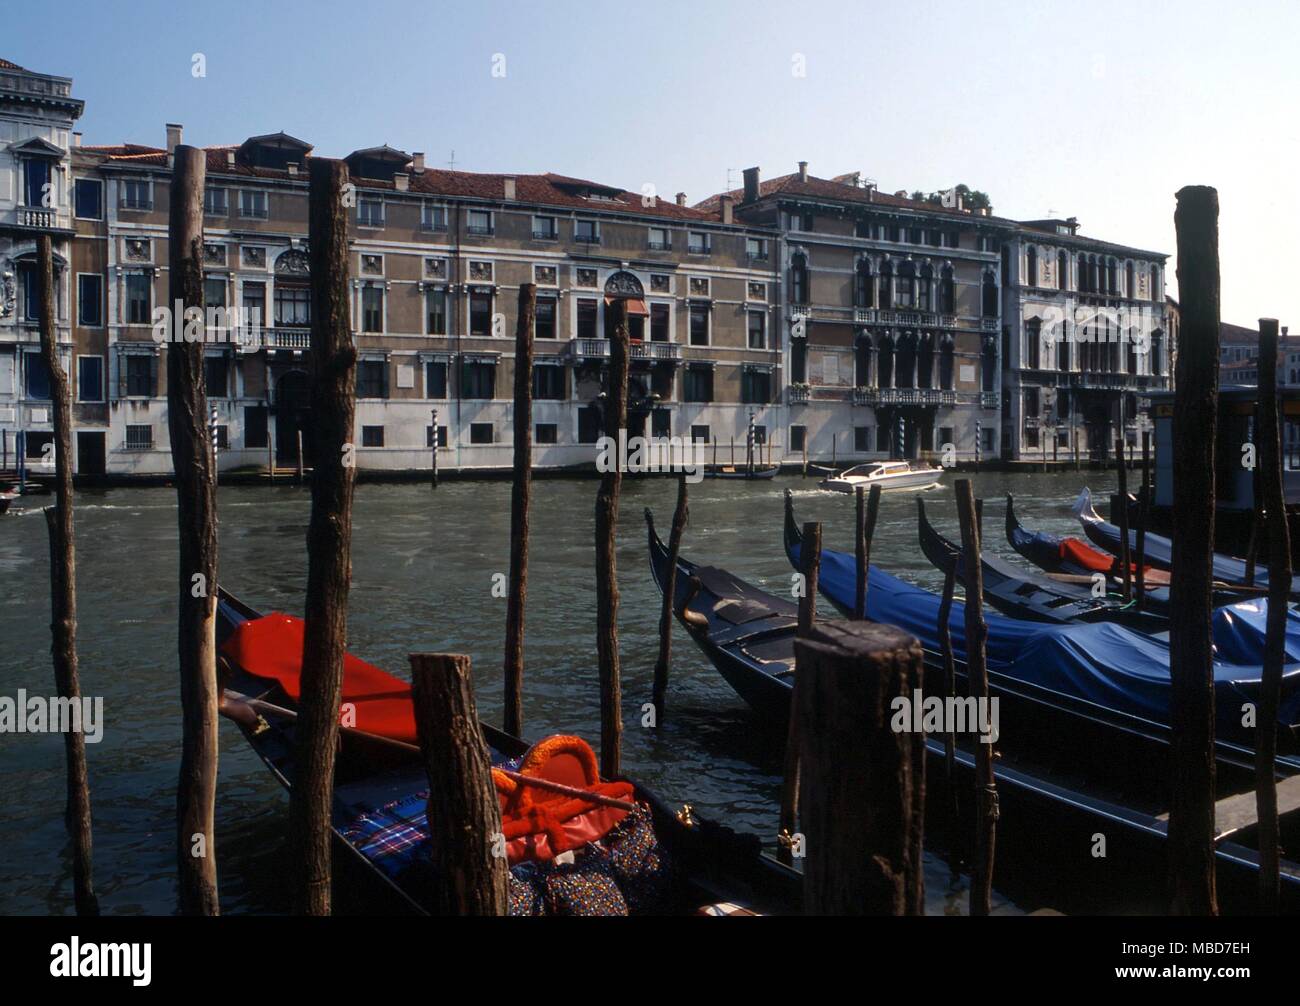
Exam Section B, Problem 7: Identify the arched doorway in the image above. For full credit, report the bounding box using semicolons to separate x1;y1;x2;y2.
275;369;312;465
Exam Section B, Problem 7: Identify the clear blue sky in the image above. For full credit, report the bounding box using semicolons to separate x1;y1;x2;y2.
9;0;1297;329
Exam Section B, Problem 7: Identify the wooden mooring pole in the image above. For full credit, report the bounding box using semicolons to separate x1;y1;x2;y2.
955;478;995;916
289;157;358;915
430;408;439;489
854;483;881;619
1116;435;1133;601
1254;317;1289;914
503;283;536;739
409;653;508;915
934;511;960;873
1136;432;1150;610
1167;185;1220;916
652;475;689;726
779;520;820;866
38;233;98;916
166;146;220;915
595;299;629;779
796;621;925;915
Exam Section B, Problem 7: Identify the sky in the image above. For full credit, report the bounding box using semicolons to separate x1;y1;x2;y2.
8;0;1297;328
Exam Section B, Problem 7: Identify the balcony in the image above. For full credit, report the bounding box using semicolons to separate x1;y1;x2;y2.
565;338;682;363
788;384;811;404
854;308;877;325
7;207;71;231
264;327;312;350
876;388;956;407
980;391;1000;409
852;387;877;406
981;318;1000;333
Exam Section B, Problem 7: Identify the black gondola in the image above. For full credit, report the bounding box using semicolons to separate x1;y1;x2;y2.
215;587;801;916
645;508;1300;914
916;497;1167;631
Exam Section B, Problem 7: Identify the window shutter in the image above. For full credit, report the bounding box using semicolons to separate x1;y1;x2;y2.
116;352;126;399
381;360;390;399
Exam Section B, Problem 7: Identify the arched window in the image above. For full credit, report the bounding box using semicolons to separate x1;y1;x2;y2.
790;252;809;305
1078;252;1089;293
1057;318;1070;370
1151;328;1163;376
917;332;935;388
1058;250;1067;290
1026;320;1041;370
981;270;998;317
918;263;933;312
877;332;895;388
855;335;872;387
1125;261;1134;298
895;331;917;389
1026;245;1038;288
939;265;955;314
1107;258;1118;295
854;259;873;309
1150;264;1160;300
938;334;955;390
897;260;916;308
1091;256;1101;295
981;336;997;392
878;260;894;310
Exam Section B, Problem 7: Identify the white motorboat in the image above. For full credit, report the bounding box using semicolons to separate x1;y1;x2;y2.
819;460;943;494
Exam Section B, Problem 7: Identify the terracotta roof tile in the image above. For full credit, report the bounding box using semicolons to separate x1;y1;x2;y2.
695;171;1000;221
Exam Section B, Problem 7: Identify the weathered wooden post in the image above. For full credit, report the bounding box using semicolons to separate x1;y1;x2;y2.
955;478;995;916
166;145;220;916
296;429;304;484
1254;317;1290;913
409;653;508;915
934;521;960;870
1136;432;1151;610
854;483;882;619
802;437;808;478
595;299;629;779
796;621;925;915
1074;427;1081;472
652;476;689;726
1167;184;1221;916
503;283;536;739
1116;435;1133;601
779;520;820;866
289;157;358;916
38;234;98;916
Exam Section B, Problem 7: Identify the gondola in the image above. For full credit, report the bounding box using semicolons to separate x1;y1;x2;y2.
704;463;780;480
1074;487;1300;597
916;497;1167;631
646;509;1300;914
215;587;801;916
782;490;1300;782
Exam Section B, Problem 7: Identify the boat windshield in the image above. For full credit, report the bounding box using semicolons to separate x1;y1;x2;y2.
839;464;879;478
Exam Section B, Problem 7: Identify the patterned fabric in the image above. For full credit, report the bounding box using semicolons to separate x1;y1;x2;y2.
696;902;760;916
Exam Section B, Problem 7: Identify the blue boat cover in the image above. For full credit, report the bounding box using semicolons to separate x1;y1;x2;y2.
794;537;1300;742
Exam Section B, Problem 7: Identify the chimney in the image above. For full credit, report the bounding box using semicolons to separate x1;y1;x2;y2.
394;172;409;192
719;194;734;224
412;151;425;173
675;192;686;207
287;162;298;177
73;131;82;147
166;123;183;153
502;177;516;200
742;166;760;203
797;161;808;183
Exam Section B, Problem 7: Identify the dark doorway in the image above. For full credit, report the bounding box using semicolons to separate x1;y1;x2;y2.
275;370;312;465
76;431;106;476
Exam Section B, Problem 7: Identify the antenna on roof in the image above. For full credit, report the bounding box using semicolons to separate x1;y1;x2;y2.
726;167;739;193
447;149;457;170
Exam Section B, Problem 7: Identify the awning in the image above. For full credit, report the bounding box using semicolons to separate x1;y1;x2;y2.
605;295;649;317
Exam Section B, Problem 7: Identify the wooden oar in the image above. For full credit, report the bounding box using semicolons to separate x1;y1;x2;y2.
220;688;638;813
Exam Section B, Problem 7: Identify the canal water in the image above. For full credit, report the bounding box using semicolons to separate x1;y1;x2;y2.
0;469;1110;915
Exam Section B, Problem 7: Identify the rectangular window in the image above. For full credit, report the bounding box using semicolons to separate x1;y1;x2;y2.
74;179;103;219
125;425;153;450
535;423;558;445
467;209;493;235
575;219;600;244
535;297;557;340
24;352;51;400
462;361;496;399
243;282;267;329
362;286;384;332
121;178;151;210
742;369;771;404
469;291;493;336
747;310;766;349
854;426;872;452
689;304;709;346
77;274;103;326
358;197;384;227
426;425;449;447
203;186;227;215
244;405;268;449
648;226;670;251
239;189;267;219
125;355;154;397
533;364;564;400
746;237;768;260
77;356;104;402
204;276;226;309
416;285;443;334
213;425;229;450
204;355;229;397
690;424;710;444
650;303;670;343
687;232;711;254
576;299;598;340
470;422;494;444
531;215;557;240
357;359;389;399
790;425;806;452
23;160;51;208
361;426;385;448
422;203;447;231
425;360;447;398
684;366;713;403
126;274;151;324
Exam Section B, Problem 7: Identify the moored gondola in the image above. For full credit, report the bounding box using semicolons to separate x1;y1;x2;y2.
215;587;800;916
645;509;1300;914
